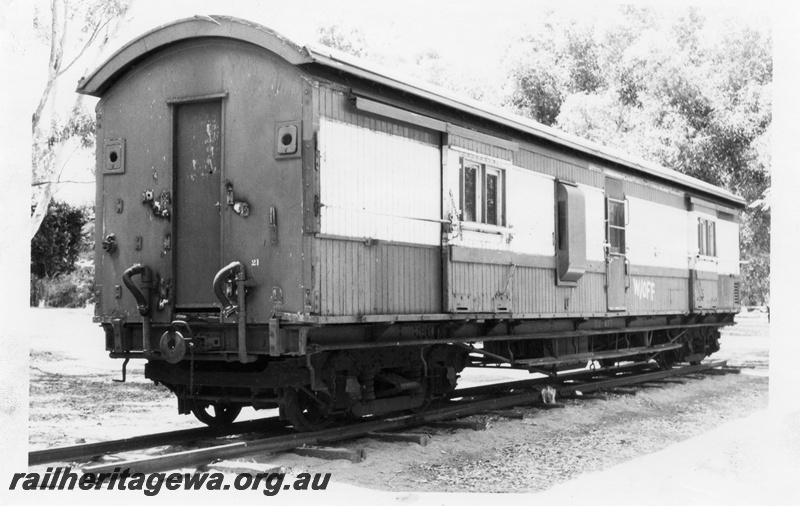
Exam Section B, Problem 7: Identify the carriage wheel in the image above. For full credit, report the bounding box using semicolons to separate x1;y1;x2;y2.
192;401;242;427
282;387;334;432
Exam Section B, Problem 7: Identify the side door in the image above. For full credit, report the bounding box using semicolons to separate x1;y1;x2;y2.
690;204;720;310
605;177;628;311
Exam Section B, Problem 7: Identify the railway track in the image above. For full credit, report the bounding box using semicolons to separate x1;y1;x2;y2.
30;360;734;473
28;417;289;467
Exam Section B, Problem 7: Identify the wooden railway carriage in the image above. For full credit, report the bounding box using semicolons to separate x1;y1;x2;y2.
78;16;745;430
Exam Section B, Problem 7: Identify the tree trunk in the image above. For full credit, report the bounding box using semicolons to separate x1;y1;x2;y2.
30;184;54;241
30;135;78;240
31;0;65;239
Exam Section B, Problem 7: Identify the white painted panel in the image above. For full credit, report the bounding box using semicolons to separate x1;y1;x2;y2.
319;118;441;246
626;197;689;270
717;220;740;275
443;148;462;220
507;169;554;256
580;184;606;261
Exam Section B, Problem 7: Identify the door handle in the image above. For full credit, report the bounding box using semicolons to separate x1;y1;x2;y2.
624;258;631;289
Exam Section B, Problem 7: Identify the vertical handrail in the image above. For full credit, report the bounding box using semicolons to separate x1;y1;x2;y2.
122;264;152;355
212;261;254;363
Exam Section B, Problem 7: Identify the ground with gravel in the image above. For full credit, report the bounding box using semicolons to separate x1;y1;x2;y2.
27;307;769;494
401;371;765;492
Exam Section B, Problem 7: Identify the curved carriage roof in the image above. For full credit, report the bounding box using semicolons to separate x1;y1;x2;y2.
77;15;746;207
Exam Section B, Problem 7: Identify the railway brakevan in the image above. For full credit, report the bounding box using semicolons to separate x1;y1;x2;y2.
77;16;744;430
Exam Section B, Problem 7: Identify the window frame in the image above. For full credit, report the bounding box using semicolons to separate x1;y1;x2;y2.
461;160;481;223
459;158;505;227
606;197;627;256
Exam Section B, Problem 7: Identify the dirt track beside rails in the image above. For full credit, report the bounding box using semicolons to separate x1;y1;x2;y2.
28;307;769;494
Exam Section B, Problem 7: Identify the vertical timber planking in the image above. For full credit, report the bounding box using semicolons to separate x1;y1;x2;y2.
314;86;442;316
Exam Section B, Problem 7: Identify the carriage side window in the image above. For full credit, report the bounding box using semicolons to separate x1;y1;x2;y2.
460;159;504;226
485;167;502;226
698;217;716;256
607;198;626;254
462;162;479;222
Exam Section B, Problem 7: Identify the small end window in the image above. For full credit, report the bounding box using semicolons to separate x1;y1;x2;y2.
698;217;716;257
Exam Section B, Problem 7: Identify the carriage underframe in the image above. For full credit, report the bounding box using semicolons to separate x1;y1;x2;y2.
105;312;730;430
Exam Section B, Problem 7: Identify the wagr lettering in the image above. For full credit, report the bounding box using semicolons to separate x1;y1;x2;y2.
632;278;656;301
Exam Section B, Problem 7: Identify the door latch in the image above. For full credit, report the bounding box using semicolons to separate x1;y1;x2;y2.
269;206;278;243
142;189;171;220
224;180;251;217
101;234;117;254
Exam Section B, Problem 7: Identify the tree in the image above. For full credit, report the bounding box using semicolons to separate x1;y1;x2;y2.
31;0;129;240
30;201;88;279
507;50;567;126
506;6;771;303
505;14;570;125
315;23;369;58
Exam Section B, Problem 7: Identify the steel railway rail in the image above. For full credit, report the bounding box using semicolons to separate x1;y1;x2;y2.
28;417;288;467
30;360;733;472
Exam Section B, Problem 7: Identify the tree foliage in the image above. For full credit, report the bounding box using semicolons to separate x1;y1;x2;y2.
30;200;88;279
315;23;370;58
506;7;771;303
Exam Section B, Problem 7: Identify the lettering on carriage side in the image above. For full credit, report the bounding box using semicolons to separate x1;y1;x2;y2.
632;278;655;301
